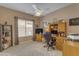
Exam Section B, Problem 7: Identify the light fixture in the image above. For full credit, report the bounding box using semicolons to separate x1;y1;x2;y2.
35;11;42;16
35;12;41;16
62;20;65;23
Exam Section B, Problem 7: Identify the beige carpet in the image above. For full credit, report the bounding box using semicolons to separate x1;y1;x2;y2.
0;40;62;56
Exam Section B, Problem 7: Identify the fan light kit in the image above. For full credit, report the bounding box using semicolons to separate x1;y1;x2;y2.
35;12;41;16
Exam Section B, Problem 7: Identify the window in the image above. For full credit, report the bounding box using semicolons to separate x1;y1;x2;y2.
18;19;26;37
25;20;33;36
18;19;33;37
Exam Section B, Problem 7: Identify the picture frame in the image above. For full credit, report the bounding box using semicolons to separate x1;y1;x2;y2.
69;18;79;26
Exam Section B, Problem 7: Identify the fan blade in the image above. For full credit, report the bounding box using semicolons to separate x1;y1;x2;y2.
32;4;44;16
32;5;38;11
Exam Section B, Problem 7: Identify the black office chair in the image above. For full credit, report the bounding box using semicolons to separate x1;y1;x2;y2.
47;37;56;50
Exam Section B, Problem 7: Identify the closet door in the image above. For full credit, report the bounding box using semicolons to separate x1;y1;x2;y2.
0;25;2;52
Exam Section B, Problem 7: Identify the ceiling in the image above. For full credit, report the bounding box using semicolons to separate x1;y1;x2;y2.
0;3;71;16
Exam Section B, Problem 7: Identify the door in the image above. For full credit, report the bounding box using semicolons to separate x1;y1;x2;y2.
0;25;2;52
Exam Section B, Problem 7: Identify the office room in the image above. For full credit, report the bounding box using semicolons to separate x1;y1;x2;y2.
0;0;79;57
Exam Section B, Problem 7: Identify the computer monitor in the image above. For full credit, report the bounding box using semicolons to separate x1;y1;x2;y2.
51;30;58;34
35;28;43;34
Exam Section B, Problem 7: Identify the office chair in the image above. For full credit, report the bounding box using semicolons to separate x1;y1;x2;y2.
47;37;56;50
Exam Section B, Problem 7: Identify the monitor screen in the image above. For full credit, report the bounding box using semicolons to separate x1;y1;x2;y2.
51;30;58;34
35;28;43;34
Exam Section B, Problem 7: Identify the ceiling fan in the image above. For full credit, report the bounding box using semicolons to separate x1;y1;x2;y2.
32;4;43;16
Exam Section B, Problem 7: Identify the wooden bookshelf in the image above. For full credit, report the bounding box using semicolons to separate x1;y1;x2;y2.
0;25;13;52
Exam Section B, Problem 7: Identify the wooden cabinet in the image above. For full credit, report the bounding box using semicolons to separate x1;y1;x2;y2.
36;34;43;42
58;22;66;32
56;20;67;50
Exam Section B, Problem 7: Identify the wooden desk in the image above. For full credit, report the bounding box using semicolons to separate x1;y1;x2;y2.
63;40;79;56
56;36;65;50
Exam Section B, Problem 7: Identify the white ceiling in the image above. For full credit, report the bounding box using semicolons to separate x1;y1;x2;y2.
0;3;71;16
